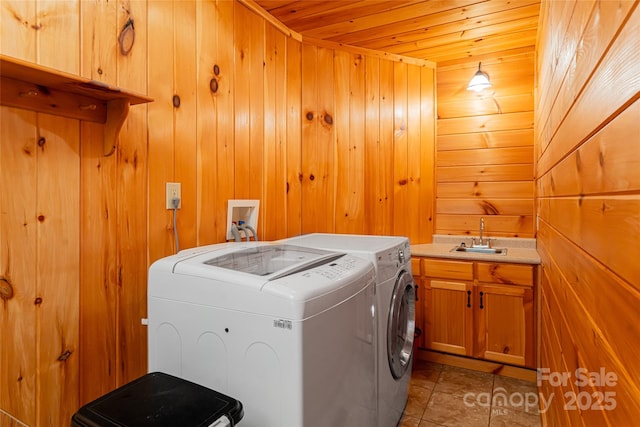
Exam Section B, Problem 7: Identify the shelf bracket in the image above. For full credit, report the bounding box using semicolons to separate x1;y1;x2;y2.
103;98;130;156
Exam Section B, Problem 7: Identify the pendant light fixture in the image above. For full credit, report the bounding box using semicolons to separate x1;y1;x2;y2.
467;62;492;92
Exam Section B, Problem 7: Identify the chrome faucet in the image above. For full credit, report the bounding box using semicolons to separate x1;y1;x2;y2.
479;217;485;246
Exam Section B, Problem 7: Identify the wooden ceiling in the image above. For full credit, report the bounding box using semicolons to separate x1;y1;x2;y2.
253;0;540;64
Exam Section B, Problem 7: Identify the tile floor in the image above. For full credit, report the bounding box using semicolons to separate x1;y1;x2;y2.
400;360;542;427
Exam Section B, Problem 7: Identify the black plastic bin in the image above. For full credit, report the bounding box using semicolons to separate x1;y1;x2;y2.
71;372;243;427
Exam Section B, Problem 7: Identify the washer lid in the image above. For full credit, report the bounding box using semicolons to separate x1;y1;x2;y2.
203;244;344;280
172;243;344;285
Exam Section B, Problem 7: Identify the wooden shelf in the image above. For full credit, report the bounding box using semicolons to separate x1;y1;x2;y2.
0;54;152;156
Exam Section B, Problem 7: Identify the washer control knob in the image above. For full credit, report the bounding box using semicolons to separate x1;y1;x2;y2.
397;248;405;264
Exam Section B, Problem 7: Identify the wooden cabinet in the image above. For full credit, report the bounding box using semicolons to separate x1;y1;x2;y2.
420;259;474;356
475;262;535;366
428;279;474;356
413;257;536;368
475;282;534;366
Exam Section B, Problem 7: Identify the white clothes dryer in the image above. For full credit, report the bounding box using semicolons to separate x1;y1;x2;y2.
147;242;377;427
280;234;416;427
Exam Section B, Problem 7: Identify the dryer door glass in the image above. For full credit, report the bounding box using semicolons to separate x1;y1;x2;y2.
387;270;415;379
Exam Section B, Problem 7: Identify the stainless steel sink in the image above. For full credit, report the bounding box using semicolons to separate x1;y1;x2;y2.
451;245;508;255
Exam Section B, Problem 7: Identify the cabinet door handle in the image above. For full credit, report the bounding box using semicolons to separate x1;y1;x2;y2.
415;284;419;301
466;290;471;308
479;291;484;309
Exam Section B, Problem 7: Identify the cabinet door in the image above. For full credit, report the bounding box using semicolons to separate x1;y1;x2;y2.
475;283;534;367
426;280;473;356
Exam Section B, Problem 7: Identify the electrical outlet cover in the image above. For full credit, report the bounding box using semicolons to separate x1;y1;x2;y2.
166;182;182;209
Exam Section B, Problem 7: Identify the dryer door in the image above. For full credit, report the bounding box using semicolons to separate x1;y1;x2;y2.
387;270;416;379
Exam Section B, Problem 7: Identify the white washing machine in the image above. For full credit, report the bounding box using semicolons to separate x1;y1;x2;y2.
281;234;416;427
147;242;377;427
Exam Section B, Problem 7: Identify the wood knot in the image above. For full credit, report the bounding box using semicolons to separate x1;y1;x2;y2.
210;78;219;93
37;137;46;147
323;114;333;125
398;179;408;186
34;297;43;305
0;277;14;301
309;174;315;181
480;200;499;215
172;95;181;108
213;64;220;76
305;112;314;121
119;18;135;56
58;350;72;362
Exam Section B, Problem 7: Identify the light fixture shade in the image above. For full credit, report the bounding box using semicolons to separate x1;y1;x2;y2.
467;62;492;92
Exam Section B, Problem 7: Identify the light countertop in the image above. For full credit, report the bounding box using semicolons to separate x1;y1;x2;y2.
411;235;541;265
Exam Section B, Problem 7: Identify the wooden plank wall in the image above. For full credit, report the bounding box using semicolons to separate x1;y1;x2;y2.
146;3;436;260
1;2;82;426
436;50;535;238
535;0;640;424
0;1;435;425
1;1;150;425
301;45;435;239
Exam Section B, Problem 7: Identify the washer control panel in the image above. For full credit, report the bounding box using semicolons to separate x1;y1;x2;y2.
310;256;359;280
